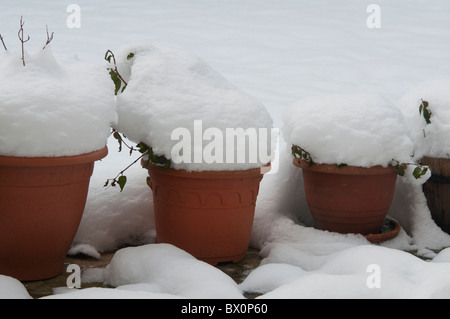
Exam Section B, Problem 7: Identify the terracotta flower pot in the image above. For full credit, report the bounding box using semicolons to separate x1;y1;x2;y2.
293;158;398;235
421;157;450;234
0;146;108;281
143;160;268;265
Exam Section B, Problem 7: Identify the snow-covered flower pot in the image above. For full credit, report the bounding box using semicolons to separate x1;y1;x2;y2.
108;44;274;264
0;45;116;280
143;160;268;265
283;93;419;237
0;148;108;281
398;80;450;234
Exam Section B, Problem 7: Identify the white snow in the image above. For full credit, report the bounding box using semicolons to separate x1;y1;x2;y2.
239;263;306;295
2;0;450;299
46;244;243;299
112;43;275;171
45;286;183;299
102;244;243;299
254;245;450;299
398;79;450;160
282;93;415;167
0;47;117;157
433;248;450;264
0;275;31;299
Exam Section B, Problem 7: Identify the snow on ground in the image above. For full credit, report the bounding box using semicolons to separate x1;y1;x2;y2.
1;0;450;299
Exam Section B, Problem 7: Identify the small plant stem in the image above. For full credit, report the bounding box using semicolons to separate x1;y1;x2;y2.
105;49;128;86
104;152;147;186
112;129;134;151
391;159;428;178
291;145;314;164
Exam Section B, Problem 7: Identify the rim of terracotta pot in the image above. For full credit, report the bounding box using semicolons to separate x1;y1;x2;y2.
293;158;397;175
0;146;108;167
142;160;271;178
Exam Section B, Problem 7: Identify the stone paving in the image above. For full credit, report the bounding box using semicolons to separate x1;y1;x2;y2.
22;248;262;299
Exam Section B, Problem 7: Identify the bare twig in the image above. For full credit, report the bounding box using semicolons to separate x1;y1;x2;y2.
18;16;30;66
0;34;7;51
42;25;54;50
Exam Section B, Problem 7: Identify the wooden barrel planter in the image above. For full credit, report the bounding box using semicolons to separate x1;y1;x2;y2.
421;157;450;234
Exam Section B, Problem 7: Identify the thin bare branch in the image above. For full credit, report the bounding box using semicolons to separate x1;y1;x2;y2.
0;34;7;51
18;16;30;66
42;25;54;50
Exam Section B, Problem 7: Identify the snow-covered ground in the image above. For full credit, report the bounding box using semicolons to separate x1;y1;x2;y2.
1;0;450;299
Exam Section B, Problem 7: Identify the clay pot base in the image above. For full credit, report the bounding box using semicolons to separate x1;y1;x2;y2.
363;218;401;244
198;251;247;266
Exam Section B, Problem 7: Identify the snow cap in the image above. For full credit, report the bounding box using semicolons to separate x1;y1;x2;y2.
112;43;274;171
283;93;415;167
0;47;117;157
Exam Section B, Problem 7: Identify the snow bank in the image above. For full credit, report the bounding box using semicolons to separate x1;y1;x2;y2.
102;244;243;299
282;93;415;168
44;287;182;299
0;275;31;299
0;47;117;157
398;79;450;160
47;244;244;299
42;243;450;299
238;263;306;295
433;248;450;263
112;43;274;171
241;245;450;298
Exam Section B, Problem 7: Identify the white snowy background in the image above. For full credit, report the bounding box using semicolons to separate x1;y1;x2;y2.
1;0;450;299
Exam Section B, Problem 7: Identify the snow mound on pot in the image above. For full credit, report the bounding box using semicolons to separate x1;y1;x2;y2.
398;79;450;160
282;93;415;168
0;47;117;157
112;43;274;171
